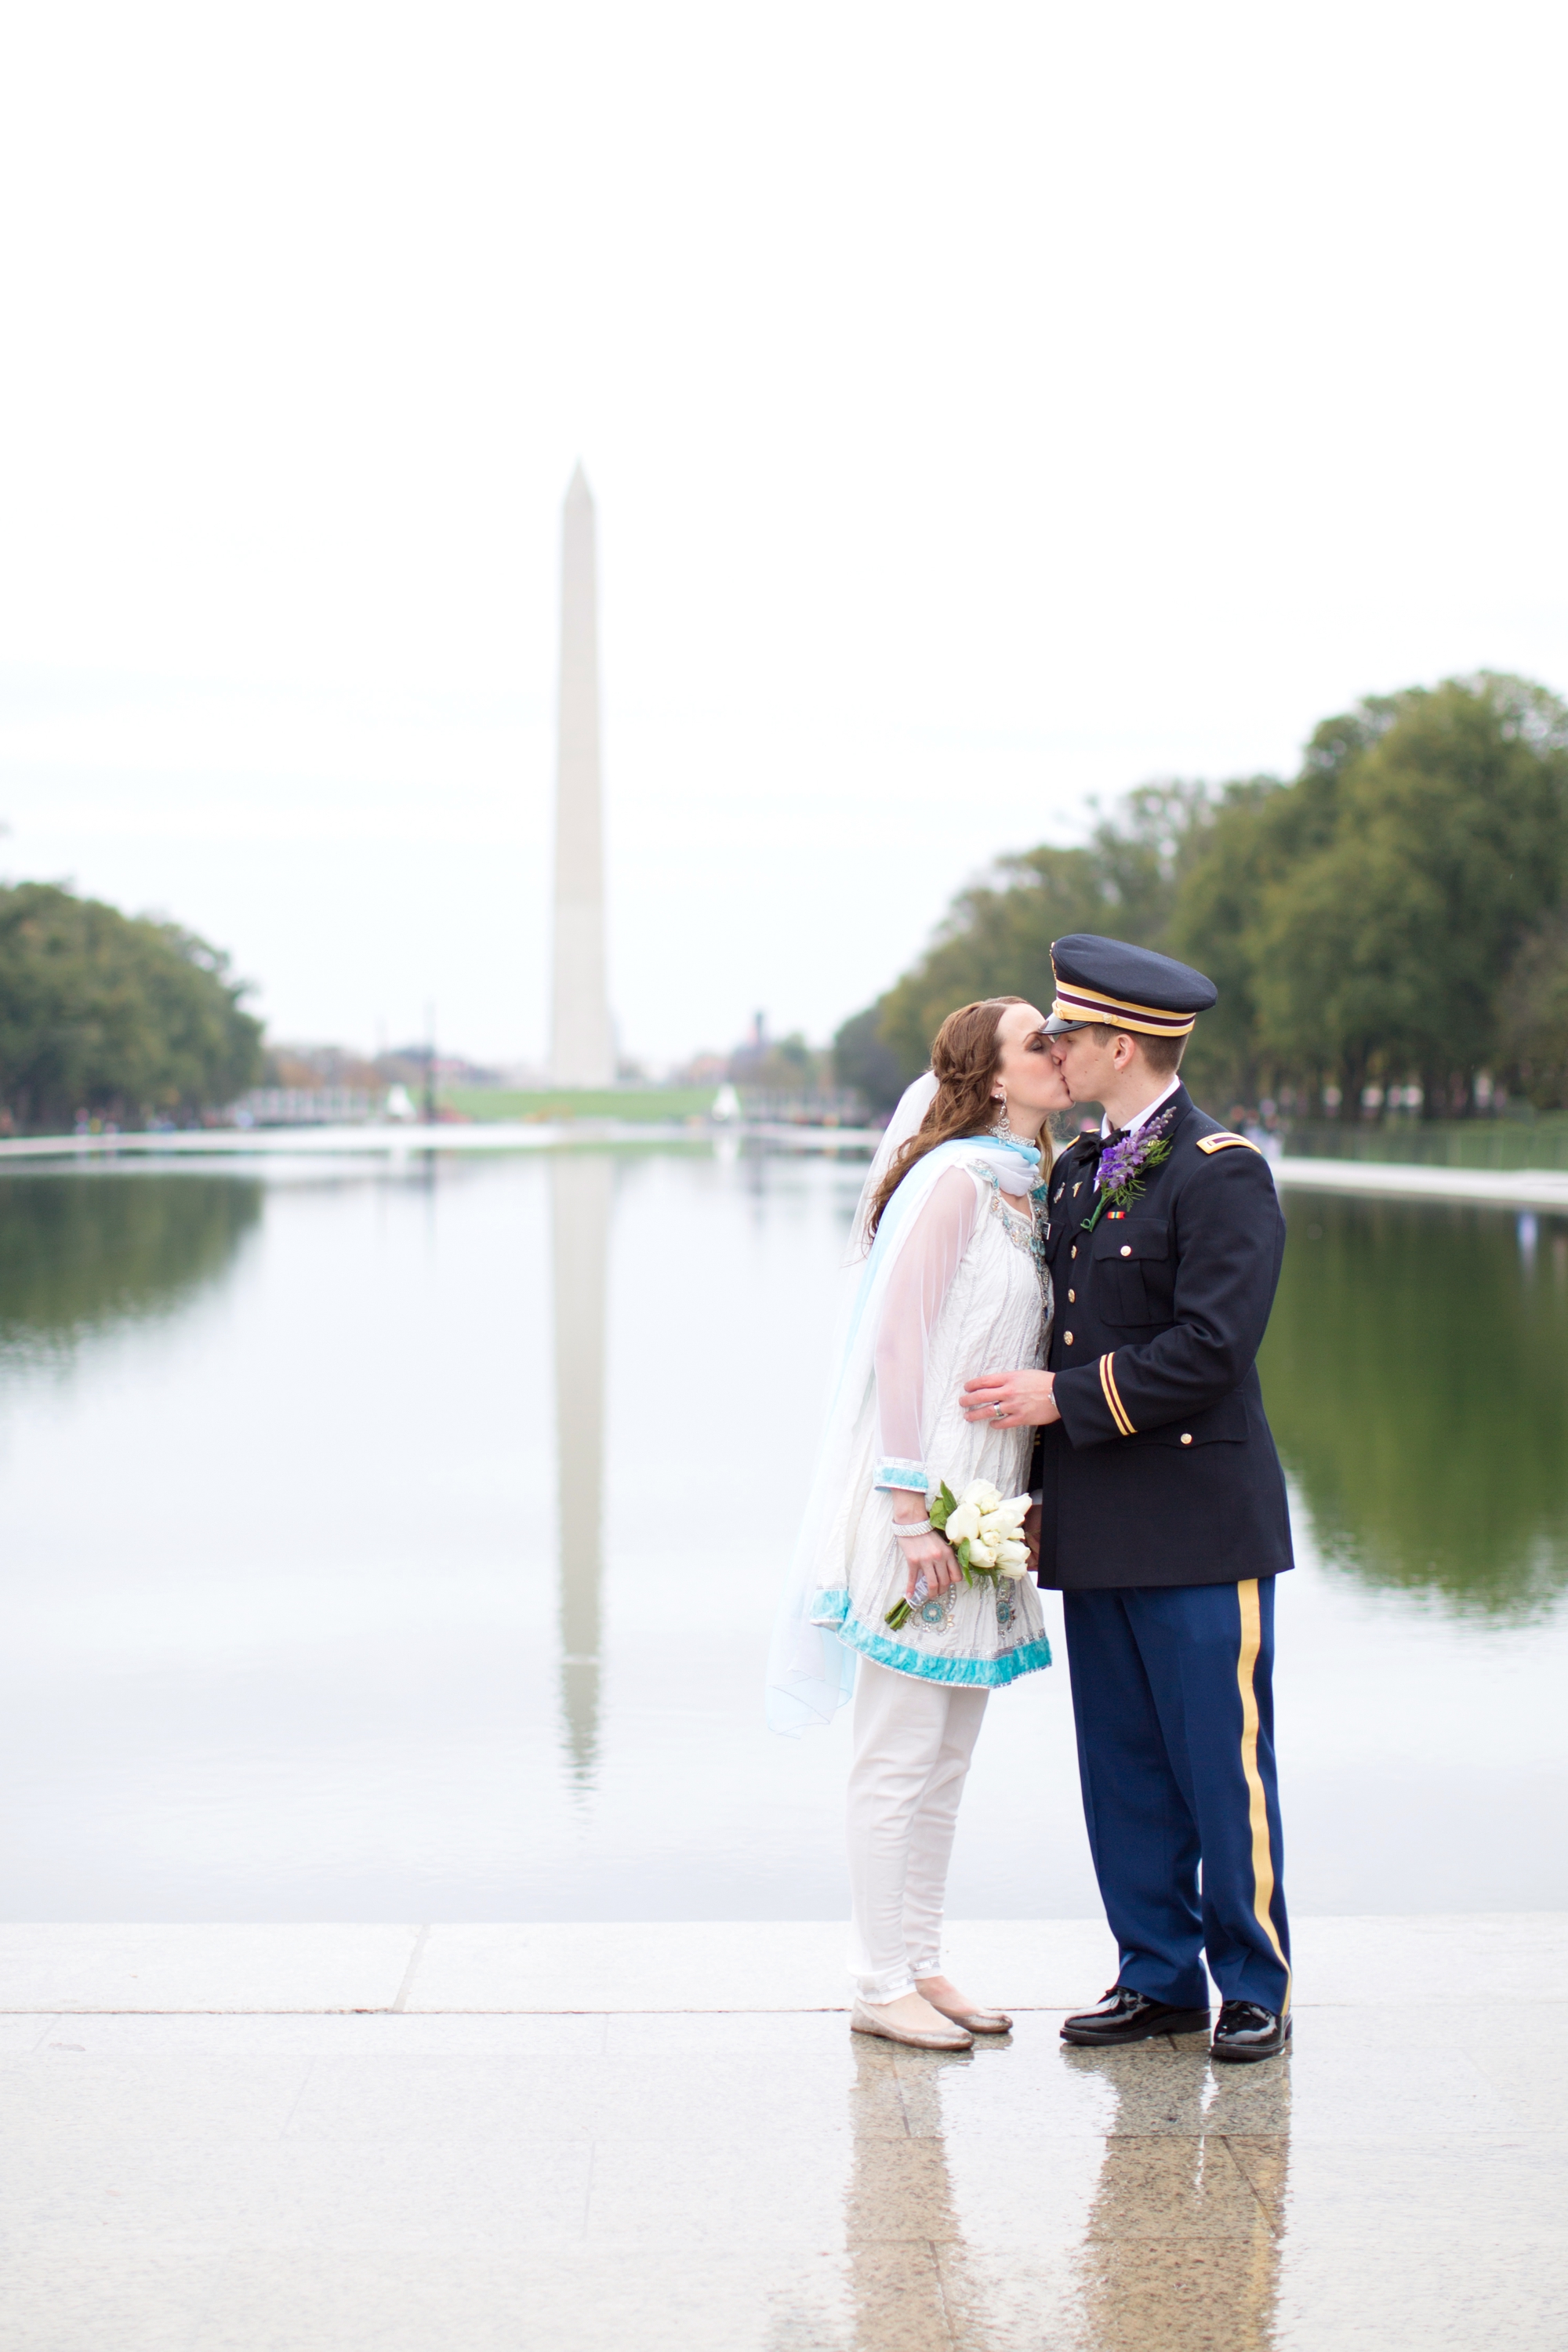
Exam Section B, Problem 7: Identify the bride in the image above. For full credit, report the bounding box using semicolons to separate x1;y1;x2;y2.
768;997;1069;2050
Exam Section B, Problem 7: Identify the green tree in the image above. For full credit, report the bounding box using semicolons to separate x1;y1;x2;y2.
1161;776;1290;1106
832;1005;906;1112
840;670;1568;1116
868;784;1204;1083
1499;911;1568;1107
0;884;264;1131
1248;676;1568;1113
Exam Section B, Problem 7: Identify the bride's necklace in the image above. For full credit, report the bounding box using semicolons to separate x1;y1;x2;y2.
973;1131;1053;1297
975;1160;1042;1253
982;1119;1041;1173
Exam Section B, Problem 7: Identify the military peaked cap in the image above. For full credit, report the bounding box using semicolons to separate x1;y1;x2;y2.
1043;935;1218;1039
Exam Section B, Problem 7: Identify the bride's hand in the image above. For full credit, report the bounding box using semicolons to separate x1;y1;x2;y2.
895;1527;960;1597
962;1370;1059;1426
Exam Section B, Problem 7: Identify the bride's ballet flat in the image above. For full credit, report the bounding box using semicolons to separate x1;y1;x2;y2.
916;1975;1012;2034
851;1992;974;2050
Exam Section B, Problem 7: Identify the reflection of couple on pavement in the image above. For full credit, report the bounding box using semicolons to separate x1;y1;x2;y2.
836;2030;1290;2352
768;933;1293;2067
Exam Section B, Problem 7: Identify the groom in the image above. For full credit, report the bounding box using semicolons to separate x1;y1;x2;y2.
963;934;1294;2063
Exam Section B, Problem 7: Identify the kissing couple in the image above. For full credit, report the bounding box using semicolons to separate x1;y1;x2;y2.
767;935;1294;2067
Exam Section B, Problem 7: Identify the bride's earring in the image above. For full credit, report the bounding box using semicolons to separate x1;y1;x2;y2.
990;1090;1018;1145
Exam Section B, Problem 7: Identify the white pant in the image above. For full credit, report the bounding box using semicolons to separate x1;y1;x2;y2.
846;1657;989;2003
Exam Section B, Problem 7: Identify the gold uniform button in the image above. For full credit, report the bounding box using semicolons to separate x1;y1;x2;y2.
1070;1245;1077;1259
1067;1288;1076;1302
1064;1331;1074;1345
1120;1244;1132;1258
1180;1432;1192;1446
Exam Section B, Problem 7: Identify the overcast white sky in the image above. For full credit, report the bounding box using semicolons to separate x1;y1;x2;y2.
1;0;1564;1068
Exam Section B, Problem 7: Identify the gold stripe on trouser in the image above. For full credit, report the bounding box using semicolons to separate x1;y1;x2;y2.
1235;1577;1291;2014
1098;1352;1134;1436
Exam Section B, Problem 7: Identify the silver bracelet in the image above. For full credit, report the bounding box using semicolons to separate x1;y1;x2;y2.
893;1519;934;1539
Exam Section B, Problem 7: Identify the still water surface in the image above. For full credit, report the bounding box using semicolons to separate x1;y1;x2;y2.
0;1147;1563;1920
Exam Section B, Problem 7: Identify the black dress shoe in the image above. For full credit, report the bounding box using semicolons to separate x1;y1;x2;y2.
1060;1984;1211;2046
1211;1999;1291;2063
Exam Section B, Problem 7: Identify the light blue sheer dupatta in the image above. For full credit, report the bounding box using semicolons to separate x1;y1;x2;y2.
764;1080;1041;1734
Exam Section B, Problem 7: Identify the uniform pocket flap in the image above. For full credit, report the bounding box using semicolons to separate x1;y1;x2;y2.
1091;1219;1170;1262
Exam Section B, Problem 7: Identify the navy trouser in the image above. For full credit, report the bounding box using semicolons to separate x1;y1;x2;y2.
1063;1578;1291;2015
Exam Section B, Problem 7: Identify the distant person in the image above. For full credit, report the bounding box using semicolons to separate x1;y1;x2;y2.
767;999;1065;2049
961;936;1294;2064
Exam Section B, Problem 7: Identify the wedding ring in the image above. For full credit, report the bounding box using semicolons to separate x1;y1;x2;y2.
993;1403;1005;1421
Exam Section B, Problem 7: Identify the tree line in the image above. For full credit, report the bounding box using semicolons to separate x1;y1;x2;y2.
0;884;263;1133
836;673;1568;1120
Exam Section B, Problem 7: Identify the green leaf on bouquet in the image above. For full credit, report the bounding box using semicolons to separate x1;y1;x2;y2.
929;1482;958;1533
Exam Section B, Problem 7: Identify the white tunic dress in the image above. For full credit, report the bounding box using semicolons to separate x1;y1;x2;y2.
811;1154;1054;1686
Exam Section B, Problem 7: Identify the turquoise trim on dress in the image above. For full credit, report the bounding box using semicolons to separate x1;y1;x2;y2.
809;1587;1051;1687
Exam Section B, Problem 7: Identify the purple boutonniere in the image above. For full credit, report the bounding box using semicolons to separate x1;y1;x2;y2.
1083;1103;1177;1232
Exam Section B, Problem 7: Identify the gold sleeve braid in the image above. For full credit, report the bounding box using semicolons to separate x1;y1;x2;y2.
1098;1352;1135;1436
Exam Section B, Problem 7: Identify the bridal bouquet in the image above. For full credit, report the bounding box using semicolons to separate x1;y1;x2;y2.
885;1481;1032;1631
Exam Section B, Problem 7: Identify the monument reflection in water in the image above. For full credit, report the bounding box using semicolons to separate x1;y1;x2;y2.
0;1149;1563;1922
552;1151;612;1781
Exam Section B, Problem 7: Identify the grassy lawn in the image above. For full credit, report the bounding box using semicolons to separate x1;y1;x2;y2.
441;1086;718;1124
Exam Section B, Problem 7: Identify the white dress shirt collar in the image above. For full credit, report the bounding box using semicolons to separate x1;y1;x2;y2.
1101;1073;1181;1142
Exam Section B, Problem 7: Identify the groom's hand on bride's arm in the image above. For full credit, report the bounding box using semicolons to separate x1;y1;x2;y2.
960;1370;1060;1428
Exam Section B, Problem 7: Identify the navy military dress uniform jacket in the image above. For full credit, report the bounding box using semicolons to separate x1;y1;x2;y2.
1033;1086;1294;1591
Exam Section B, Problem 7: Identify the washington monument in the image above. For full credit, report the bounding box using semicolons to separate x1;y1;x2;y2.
550;464;615;1087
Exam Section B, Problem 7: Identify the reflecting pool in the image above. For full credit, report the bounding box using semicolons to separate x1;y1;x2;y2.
0;1148;1563;1920
1263;1190;1568;1617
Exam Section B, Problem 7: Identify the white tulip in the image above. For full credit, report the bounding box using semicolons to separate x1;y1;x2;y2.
996;1538;1029;1570
960;1480;1004;1514
967;1536;1000;1569
992;1495;1029;1527
996;1555;1031;1580
945;1501;982;1544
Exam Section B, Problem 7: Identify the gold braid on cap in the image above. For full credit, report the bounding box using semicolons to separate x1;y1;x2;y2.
1049;961;1198;1038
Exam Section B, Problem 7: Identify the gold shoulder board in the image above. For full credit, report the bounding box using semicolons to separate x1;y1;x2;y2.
1196;1132;1262;1156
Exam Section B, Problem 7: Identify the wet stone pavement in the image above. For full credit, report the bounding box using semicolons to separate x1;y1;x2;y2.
0;1987;1565;2349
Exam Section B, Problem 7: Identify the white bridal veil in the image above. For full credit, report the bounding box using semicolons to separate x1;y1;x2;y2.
764;1073;1044;1734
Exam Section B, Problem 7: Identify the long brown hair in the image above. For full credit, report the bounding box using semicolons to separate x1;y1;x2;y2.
866;996;1052;1237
